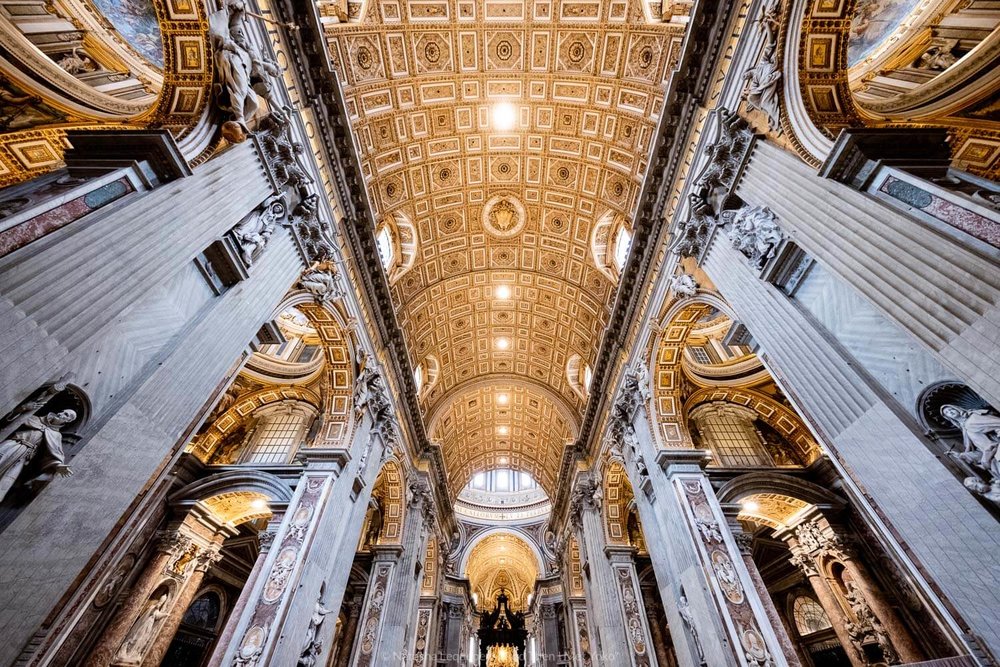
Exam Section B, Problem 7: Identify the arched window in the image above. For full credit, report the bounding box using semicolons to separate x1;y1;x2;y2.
792;595;832;636
414;363;424;393
241;402;317;464
613;225;632;272
689;402;771;467
583;364;593;392
376;225;394;268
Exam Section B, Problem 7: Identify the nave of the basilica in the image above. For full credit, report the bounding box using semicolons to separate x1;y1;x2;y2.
0;0;998;665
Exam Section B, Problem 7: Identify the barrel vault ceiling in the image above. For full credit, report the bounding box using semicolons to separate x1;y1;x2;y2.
320;0;686;496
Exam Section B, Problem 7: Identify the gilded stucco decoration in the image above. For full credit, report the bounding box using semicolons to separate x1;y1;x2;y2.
465;531;540;610
372;459;405;544
0;0;216;185
427;381;576;497
603;460;635;546
735;492;812;529
789;0;1000;177
319;0;687;488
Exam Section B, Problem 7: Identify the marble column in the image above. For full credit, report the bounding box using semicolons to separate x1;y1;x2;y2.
606;546;658;667
205;512;285;667
568;599;596;667
375;478;435;664
537;600;564;667
141;542;224;666
411;600;436;667
569;473;635;665
783;540;863;667
787;516;922;663
350;545;401;667
331;594;362;667
86;509;234;667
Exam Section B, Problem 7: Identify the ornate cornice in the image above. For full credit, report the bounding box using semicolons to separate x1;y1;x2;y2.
553;0;737;527
271;0;455;529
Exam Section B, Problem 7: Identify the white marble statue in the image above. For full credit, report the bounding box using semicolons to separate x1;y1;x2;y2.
299;263;344;302
678;593;705;663
727;205;784;267
0;409;75;503
742;59;782;132
670;273;699;298
116;592;170;663
942;404;1000;504
942;404;1000;478
209;0;283;142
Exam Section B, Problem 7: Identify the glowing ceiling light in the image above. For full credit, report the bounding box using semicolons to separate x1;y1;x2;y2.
495;284;512;300
497;425;509;436
495;337;511;350
497;393;509;405
492;102;517;131
250;498;269;511
742;500;760;513
498;456;508;464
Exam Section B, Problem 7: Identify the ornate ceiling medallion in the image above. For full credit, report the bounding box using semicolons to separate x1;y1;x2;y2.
482;194;526;239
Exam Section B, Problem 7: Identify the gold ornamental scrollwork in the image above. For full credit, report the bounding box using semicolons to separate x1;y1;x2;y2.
0;0;213;187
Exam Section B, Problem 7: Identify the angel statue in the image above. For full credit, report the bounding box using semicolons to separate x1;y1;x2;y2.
0;409;75;503
209;0;285;142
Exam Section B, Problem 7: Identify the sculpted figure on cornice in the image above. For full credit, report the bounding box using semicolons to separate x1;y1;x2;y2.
257;113;314;194
569;475;602;528
671;109;755;259
233;195;286;267
407;478;436;530
670;273;699;298
742;0;783;133
209;0;284;143
289;195;336;264
299;262;345;303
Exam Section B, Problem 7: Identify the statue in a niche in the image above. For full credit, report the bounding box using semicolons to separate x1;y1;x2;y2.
115;592;170;663
210;0;284;142
0;409;75;503
941;404;1000;504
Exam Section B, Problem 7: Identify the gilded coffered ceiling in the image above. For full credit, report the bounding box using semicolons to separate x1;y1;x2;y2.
320;0;686;494
465;531;540;610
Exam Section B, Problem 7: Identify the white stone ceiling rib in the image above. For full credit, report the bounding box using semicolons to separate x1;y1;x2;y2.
321;0;685;495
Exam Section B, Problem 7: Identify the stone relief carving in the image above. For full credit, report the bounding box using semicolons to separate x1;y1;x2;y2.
670;273;699;297
289;194;336;264
209;0;285;143
0;408;76;504
941;403;1000;506
671;108;755;259
115;591;170;664
256;113;314;194
788;549;818;578
298;582;332;667
233;195;286;267
742;0;783;133
844;581;898;665
724;205;785;268
298;262;345;302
